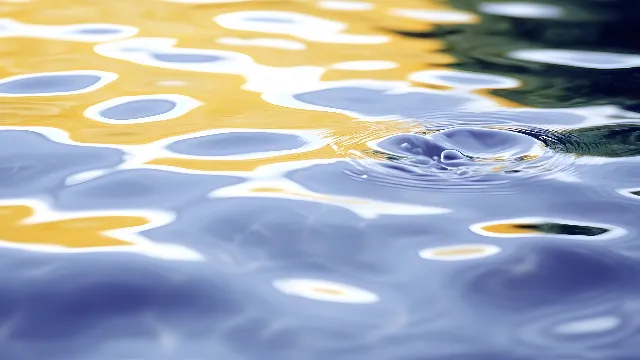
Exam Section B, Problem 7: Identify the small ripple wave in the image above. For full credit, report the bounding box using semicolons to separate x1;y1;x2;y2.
343;126;578;193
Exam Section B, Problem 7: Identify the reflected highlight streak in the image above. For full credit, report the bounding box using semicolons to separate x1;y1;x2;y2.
419;244;501;261
409;69;521;90
273;278;379;304
508;49;640;70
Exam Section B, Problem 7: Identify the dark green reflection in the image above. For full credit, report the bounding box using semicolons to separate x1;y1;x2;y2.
507;124;640;158
392;0;640;110
515;222;610;236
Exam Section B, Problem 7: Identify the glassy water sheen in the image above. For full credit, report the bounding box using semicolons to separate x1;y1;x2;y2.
1;0;640;359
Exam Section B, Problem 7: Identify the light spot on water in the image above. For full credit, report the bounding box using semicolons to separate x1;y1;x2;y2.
65;169;113;186
160;0;246;3
553;316;622;335
217;37;307;50
0;70;118;97
419;244;501;261
84;94;202;124
390;8;478;23
409;69;520;90
272;278;379;304
331;60;398;71
479;2;564;19
246;17;297;24
508;49;640;69
155;80;188;86
318;0;374;11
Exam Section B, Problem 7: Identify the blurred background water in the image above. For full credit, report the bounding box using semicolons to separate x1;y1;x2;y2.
1;0;640;359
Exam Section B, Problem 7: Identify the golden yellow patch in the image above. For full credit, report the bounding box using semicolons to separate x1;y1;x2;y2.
311;287;346;296
481;223;538;235
0;204;146;248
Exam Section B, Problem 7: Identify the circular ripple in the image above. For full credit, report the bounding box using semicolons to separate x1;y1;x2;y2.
347;126;573;192
379;127;545;160
547;123;640;158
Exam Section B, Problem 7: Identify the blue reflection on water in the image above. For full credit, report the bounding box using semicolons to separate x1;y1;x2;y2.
292;86;471;118
98;99;177;120
167;132;308;157
55;168;244;211
0;71;115;96
0;130;124;199
151;53;225;63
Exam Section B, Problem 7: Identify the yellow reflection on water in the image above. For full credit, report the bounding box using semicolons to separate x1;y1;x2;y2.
481;223;538;235
0;0;477;154
0;204;141;248
0;200;203;259
0;0;527;183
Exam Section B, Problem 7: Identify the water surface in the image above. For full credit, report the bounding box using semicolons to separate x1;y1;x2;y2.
1;0;640;359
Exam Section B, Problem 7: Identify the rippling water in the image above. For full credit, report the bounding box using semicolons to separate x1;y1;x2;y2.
1;0;640;359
